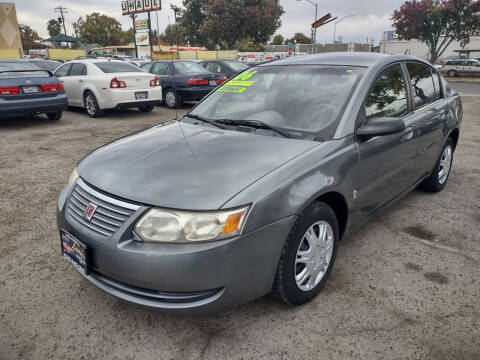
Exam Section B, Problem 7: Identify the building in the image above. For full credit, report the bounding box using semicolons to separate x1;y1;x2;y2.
0;2;22;58
379;35;480;60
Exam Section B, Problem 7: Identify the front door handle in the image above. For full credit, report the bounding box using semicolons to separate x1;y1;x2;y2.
78;79;84;83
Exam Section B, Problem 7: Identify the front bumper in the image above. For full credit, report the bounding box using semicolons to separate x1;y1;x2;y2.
57;184;294;315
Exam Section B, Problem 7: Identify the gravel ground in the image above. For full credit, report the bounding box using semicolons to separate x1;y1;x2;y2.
1;95;479;360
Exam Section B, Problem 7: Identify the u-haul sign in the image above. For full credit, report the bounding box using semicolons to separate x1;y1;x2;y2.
122;0;161;15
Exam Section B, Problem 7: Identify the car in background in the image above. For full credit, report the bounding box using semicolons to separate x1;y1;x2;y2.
25;59;63;72
441;59;480;77
142;60;227;108
54;59;162;117
0;60;67;120
198;60;249;78
128;60;150;68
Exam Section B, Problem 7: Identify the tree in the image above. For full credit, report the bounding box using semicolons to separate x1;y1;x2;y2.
47;19;61;38
72;13;123;46
160;24;187;45
120;28;134;45
19;25;41;51
284;32;311;45
237;38;265;51
178;0;284;49
392;0;480;63
270;34;284;45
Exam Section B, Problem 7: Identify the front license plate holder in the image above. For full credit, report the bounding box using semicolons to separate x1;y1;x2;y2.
61;230;88;275
135;91;148;100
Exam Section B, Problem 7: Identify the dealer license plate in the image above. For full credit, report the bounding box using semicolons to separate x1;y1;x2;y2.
61;230;88;275
135;91;148;100
209;80;217;86
22;86;40;94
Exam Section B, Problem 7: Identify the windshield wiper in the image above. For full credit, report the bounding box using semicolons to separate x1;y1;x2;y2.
184;114;228;129
216;119;291;138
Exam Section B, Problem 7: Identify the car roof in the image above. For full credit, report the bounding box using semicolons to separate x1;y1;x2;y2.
262;52;429;68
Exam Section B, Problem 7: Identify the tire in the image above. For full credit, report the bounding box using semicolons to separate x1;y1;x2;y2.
163;88;182;109
447;70;457;77
272;201;339;305
138;104;154;112
419;138;454;193
83;91;104;118
46;111;62;121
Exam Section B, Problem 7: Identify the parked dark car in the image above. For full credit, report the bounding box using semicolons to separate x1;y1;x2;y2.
141;60;227;108
0;60;67;120
25;59;63;72
57;53;461;314
198;60;249;78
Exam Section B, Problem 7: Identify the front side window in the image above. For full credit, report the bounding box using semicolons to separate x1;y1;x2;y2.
406;63;436;108
365;65;408;119
154;63;169;75
188;65;365;139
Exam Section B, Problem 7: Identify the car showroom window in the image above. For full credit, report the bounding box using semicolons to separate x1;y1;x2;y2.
69;63;86;76
95;62;140;73
365;65;408;119
406;62;436;108
432;71;442;101
54;64;71;77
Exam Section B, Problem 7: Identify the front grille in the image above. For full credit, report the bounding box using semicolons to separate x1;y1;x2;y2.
66;179;140;238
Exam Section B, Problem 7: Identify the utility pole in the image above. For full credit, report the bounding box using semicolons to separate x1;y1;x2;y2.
130;14;138;58
54;6;68;35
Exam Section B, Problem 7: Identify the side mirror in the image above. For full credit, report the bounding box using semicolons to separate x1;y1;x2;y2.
357;116;406;138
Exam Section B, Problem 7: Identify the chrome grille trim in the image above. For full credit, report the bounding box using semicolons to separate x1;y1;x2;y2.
65;178;140;238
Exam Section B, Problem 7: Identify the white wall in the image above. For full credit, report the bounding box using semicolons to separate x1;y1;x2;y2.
379;36;480;60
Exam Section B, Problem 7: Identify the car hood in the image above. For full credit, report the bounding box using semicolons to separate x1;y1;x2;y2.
78;121;318;210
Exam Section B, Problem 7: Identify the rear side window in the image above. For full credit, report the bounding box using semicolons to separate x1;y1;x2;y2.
406;63;436;108
70;63;87;76
432;71;442;101
141;63;153;72
204;62;222;73
94;62;141;73
55;64;71;77
365;65;408;119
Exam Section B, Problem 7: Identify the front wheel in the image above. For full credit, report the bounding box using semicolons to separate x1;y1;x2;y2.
46;111;62;121
272;202;339;305
163;88;181;109
447;70;457;77
84;91;104;118
419;139;454;193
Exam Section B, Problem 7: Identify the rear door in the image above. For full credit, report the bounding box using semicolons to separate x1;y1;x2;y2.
464;60;480;76
67;63;87;106
356;63;416;220
405;62;446;181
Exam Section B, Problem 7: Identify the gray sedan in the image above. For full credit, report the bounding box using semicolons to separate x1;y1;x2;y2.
57;53;462;314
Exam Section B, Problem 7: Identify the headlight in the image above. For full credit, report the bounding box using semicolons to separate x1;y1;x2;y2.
134;206;250;243
67;168;79;189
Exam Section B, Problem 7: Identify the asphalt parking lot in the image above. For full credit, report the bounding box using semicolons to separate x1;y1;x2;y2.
1;87;479;359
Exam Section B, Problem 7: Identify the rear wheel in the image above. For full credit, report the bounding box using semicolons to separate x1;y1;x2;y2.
138;104;154;112
46;111;62;121
447;70;457;77
164;88;181;109
272;202;339;305
84;91;104;118
419;138;454;193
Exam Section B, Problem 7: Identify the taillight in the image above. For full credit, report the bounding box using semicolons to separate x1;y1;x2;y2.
40;83;64;92
110;77;126;88
0;86;19;95
217;77;227;85
150;76;161;87
186;78;209;86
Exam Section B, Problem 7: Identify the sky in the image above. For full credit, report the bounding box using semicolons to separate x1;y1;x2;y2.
13;0;405;45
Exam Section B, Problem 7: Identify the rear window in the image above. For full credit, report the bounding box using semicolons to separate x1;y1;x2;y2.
94;62;143;73
173;62;208;74
0;61;48;77
28;60;61;72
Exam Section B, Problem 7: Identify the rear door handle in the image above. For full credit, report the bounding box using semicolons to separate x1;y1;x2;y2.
78;79;84;83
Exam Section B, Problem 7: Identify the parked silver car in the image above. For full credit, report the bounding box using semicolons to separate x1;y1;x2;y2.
441;59;480;77
57;53;462;314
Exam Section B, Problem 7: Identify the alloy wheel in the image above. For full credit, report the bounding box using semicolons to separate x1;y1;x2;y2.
438;145;452;185
166;91;176;108
295;221;334;291
85;95;95;115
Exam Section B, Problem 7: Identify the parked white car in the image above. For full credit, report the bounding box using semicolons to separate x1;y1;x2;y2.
53;59;162;117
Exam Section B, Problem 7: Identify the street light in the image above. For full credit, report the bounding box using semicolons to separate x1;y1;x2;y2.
333;14;355;44
296;0;318;51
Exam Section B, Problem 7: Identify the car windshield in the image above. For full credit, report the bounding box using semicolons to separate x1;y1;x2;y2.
188;65;365;139
173;62;208;74
94;62;143;73
0;61;48;77
226;61;249;71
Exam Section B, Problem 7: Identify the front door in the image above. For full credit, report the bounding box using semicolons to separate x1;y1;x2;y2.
356;64;416;220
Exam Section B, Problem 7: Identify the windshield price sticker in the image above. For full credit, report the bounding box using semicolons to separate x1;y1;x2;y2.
218;70;257;94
